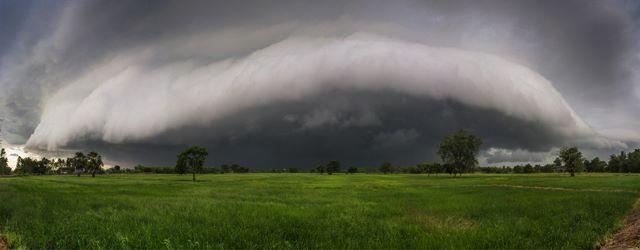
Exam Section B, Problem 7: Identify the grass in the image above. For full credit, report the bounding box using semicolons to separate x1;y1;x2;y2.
1;173;639;249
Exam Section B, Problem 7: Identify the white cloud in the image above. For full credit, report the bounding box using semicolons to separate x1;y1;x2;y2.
25;33;620;150
481;147;558;165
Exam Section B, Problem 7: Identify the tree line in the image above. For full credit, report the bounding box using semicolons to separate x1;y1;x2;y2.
0;151;104;177
479;148;640;175
2;130;639;178
172;130;483;181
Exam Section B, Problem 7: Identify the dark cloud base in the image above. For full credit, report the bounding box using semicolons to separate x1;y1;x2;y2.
3;0;639;165
66;89;564;169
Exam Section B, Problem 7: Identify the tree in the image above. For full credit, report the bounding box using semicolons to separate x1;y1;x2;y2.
0;148;11;175
232;165;250;173
558;147;584;177
71;152;87;177
437;130;482;176
15;157;39;175
585;157;607;172
403;165;419;174
379;161;393;174
418;163;442;176
315;164;325;174
608;152;626;173
86;152;104;178
176;146;208;181
231;164;241;173
523;164;534;173
15;156;23;174
627;149;640;173
553;157;563;173
326;160;341;175
50;158;66;174
107;165;122;174
220;164;230;174
33;157;51;175
347;166;358;174
175;160;188;174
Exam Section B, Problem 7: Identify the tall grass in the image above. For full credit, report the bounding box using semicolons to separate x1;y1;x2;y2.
0;173;638;249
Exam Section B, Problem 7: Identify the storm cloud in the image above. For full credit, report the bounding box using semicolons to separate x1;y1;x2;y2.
1;0;639;167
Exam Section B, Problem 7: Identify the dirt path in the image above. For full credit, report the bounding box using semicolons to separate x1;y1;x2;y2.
602;199;640;250
0;235;8;250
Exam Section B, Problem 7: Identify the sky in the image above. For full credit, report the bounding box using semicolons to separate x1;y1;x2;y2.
0;0;639;169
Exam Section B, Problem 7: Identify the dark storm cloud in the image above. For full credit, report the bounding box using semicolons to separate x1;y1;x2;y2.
0;1;31;57
1;0;639;167
68;90;574;167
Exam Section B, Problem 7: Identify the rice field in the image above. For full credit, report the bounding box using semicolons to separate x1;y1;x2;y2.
1;173;639;249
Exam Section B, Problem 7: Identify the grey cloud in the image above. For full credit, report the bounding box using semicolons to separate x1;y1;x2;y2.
1;0;639;168
26;34;614;151
482;148;556;165
373;129;420;149
52;90;603;168
285;108;381;130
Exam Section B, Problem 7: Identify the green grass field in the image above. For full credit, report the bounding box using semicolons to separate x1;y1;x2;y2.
1;173;639;249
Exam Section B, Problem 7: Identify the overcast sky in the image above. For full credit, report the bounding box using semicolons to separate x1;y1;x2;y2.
1;0;639;168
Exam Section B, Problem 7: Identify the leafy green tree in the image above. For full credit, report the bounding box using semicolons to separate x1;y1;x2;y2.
33;157;51;175
415;163;427;174
134;164;148;173
558;147;584;177
71;152;87;177
220;164;230;174
607;152;626;173
86;152;104;177
523;164;534;173
604;150;640;173
16;157;39;175
417;163;442;176
513;165;523;173
49;158;66;174
427;163;442;175
347;166;358;174
326;160;341;175
231;164;240;173
107;165;122;174
60;158;75;174
0;148;11;175
15;156;23;174
233;165;250;173
403;165;419;174
175;159;188;174
627;149;640;173
315;164;325;174
437;130;482;176
585;157;607;172
553;157;563;172
176;146;208;181
379;161;393;174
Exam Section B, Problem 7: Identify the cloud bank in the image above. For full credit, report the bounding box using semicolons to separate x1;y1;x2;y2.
26;34;613;150
1;0;639;167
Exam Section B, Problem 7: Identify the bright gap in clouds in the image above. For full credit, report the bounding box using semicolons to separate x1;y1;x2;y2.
2;144;40;169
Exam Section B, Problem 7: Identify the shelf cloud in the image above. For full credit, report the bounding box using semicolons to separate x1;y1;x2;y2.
1;0;639;167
